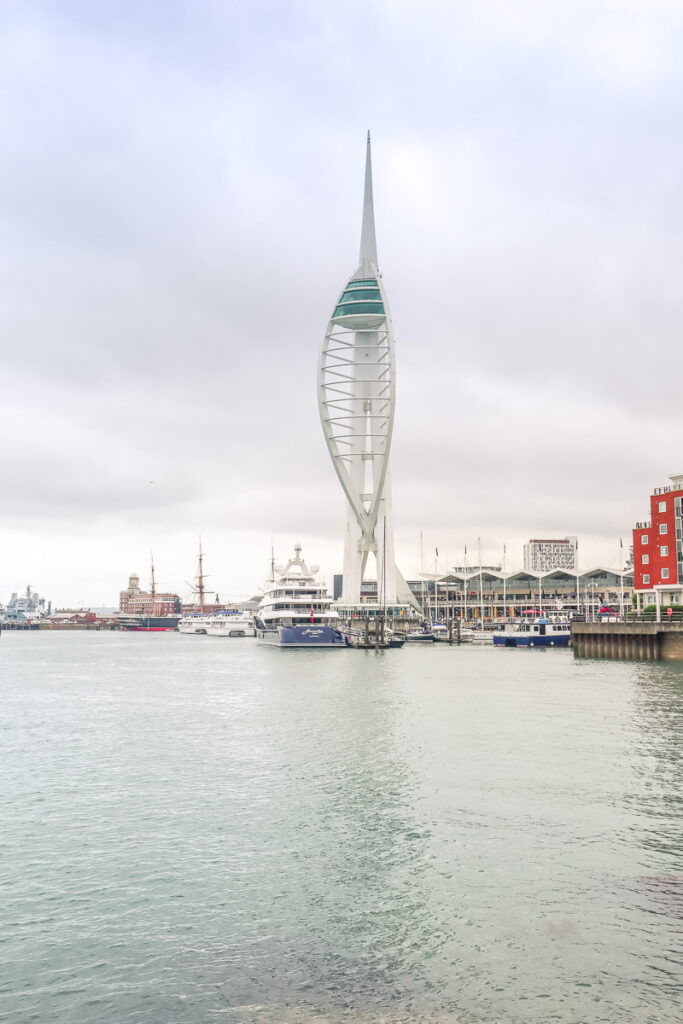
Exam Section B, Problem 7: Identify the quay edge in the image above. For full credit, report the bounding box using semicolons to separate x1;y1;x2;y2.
571;621;683;660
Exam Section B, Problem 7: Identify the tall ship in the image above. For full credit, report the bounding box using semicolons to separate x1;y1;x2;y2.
254;546;347;648
116;560;180;632
177;539;236;633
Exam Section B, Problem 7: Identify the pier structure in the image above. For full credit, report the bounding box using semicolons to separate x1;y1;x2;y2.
572;620;683;660
318;133;418;616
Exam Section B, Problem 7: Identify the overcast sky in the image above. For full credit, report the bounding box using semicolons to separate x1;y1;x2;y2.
3;0;683;606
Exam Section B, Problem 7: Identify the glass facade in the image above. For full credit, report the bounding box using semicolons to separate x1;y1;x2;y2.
333;278;385;319
333;301;385;317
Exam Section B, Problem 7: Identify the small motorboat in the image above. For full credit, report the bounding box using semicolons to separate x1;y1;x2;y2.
493;616;571;648
405;625;436;643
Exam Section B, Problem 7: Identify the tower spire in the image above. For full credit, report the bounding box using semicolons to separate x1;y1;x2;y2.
359;130;377;265
320;134;420;614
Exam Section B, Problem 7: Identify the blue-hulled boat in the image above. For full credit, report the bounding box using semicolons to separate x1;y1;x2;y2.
493;617;571;648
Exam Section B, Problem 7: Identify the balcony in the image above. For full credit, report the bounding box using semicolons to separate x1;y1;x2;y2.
635;522;651;530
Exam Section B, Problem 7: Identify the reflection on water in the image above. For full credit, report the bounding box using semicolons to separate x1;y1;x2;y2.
1;635;682;1023
622;662;683;1003
629;662;683;846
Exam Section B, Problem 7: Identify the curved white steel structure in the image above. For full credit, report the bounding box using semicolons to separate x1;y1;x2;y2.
318;133;417;609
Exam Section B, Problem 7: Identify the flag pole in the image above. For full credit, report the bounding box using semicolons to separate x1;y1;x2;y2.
619;538;624;620
503;543;507;621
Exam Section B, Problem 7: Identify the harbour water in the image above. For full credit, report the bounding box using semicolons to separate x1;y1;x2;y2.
1;633;681;1024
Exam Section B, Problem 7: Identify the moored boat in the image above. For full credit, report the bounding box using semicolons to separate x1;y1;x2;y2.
254;546;347;648
493;616;571;648
205;612;255;637
341;625;405;648
116;614;179;632
177;614;212;635
405;625;436;643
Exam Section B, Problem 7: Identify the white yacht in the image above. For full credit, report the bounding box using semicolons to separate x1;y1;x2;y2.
254;546;347;648
205;612;255;638
177;614;212;635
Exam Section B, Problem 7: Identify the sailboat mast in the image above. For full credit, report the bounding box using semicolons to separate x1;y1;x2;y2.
150;553;156;616
503;543;507;621
420;531;425;617
383;517;387;618
478;537;484;624
433;547;438;622
463;545;468;623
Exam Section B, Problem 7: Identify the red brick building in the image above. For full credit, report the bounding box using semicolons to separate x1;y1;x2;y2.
633;474;683;604
119;573;180;616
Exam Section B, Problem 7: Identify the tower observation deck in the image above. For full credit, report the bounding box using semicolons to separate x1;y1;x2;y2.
318;133;418;614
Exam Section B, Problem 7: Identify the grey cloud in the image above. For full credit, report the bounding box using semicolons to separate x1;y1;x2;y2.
2;0;683;604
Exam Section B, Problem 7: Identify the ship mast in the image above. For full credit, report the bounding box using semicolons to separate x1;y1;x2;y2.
150;553;156;616
197;538;205;613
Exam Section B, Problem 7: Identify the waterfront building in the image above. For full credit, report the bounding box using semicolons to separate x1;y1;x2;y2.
329;569;632;621
318;133;418;615
119;573;180;617
632;473;683;612
523;537;578;572
424;568;632;621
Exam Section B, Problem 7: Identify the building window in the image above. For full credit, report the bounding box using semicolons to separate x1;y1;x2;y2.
659;501;667;512
661;545;668;557
642;535;649;544
642;554;649;564
660;523;668;534
662;568;670;579
643;574;650;584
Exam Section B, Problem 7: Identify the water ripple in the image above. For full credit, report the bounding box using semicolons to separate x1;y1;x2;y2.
0;634;681;1023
